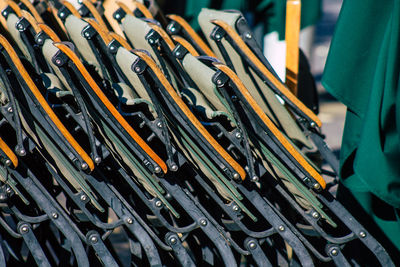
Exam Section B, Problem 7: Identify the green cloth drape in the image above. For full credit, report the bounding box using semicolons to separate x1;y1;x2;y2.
322;0;400;252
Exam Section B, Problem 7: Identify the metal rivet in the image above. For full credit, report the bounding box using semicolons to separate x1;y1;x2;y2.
5;187;12;194
233;173;240;180
80;194;87;201
235;132;241;139
155;200;162;207
157;122;162;128
20;225;29;233
199;219;207;226
115;13;121;20
90;235;98;243
18;24;23;30
52;212;58;219
171;164;178;171
216;79;222;85
148;38;154;44
169;27;176;33
175;51;181;57
169;236;177;244
84;32;90;37
248;241;256;249
7;107;13;113
109;45;116;51
134;66;141;73
59;12;65;18
245;33;252;39
154;166;161;173
55;59;62;65
312;212;319;219
19;149;26;156
37;38;43;44
215;34;221;39
251;176;259;182
278;225;285;231
313;183;321;190
81;163;88;170
310;122;316;128
94;157;101;164
126;218;133;224
359;231;366;238
5;159;11;166
330;249;338;256
232;205;239;211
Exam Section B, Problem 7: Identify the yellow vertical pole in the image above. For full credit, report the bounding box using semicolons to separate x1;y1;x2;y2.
285;0;301;96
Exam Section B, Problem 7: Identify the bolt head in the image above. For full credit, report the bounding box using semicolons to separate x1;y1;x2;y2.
157;122;162;128
251;176;259;182
37;38;43;44
5;187;12;194
169;237;177;244
18;24;23;30
90;235;98;243
18;149;26;156
126;218;133;224
312;212;319;219
134;66;141;73
359;231;366;238
148;38;154;44
7;107;13;113
21;226;29;233
235;132;241;139
155;200;162;207
169;27;176;33
80;195;87;201
109;45;116;52
232;205;239;212
245;33;252;39
233;173;240;180
310;122;316;128
175;51;181;57
115;13;121;20
313;183;321;190
216;79;222;85
199;219;207;226
59;12;65;18
278;225;285;231
5;159;11;166
55;58;62;65
215;34;221;39
84;32;90;37
171;164;178;171
330;249;338;256
94;157;101;164
52;212;58;219
154;166;161;173
81;163;88;170
248;242;256;249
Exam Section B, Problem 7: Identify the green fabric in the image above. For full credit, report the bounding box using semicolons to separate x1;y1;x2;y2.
322;0;400;250
183;0;321;39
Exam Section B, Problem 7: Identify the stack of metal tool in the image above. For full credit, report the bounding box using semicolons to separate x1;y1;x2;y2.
0;0;395;266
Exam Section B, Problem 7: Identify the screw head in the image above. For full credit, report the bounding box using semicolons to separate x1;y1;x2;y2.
232;205;239;212
134;66;141;73
245;33;252;39
175;51;181;57
278;225;285;231
37;38;43;44
312;212;319;219
155;200;162;207
148;38;154;44
80;194;87;201
90;235;98;243
126;217;133;224
115;13;121;20
359;231;366;238
84;31;90;37
169;237;177;244
157;122;162;128
169;27;176;33
199;219;207;226
216;79;222;85
109;45;116;52
17;24;23;30
81;163;88;170
215;34;221;39
248;241;256;249
7;107;13;113
18;149;26;156
310;122;316;128
5;187;12;194
55;58;62;65
154;166;161;173
235;132;241;139
59;12;65;18
52;212;58;219
233;173;240;180
313;183;321;190
20;225;29;233
5;159;11;166
94;157;101;164
171;164;178;171
251;176;259;182
330;249;338;256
